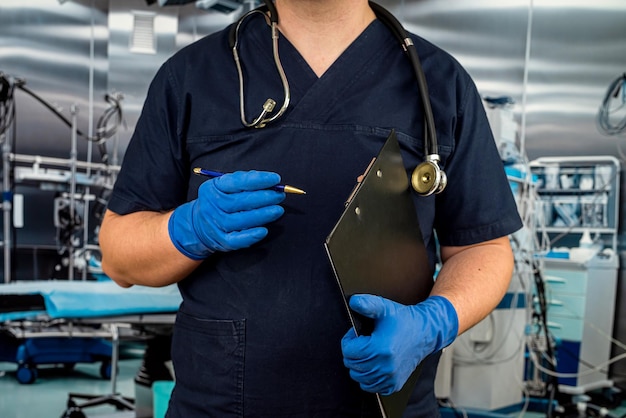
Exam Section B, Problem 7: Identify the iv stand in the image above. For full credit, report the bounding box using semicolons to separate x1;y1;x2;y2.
2;128;12;283
68;105;78;281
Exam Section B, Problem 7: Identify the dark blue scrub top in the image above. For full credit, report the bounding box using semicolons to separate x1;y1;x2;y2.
108;13;522;418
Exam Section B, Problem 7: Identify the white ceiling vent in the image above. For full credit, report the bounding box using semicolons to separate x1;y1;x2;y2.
130;11;156;54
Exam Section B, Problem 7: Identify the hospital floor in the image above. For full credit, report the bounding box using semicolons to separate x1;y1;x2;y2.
0;341;624;418
0;341;145;418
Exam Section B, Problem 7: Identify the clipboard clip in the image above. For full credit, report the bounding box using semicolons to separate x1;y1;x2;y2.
344;157;377;207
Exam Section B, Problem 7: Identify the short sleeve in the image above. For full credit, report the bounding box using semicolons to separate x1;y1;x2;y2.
107;60;189;215
434;78;523;246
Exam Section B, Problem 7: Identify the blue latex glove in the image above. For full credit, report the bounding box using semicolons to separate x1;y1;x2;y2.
168;170;286;260
341;294;458;395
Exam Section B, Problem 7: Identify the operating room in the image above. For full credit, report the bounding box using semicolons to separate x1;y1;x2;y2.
1;0;626;417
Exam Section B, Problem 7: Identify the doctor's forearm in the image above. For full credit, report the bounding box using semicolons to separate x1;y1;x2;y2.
432;236;515;335
99;209;201;288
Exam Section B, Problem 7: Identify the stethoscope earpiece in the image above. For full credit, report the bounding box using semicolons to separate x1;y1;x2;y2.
411;158;446;196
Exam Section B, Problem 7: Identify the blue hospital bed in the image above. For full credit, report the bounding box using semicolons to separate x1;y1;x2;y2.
0;280;181;384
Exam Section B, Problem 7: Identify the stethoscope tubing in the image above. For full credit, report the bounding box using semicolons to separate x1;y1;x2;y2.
229;1;445;195
230;3;290;128
368;2;439;159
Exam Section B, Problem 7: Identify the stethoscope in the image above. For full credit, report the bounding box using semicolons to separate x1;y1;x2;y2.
229;0;447;196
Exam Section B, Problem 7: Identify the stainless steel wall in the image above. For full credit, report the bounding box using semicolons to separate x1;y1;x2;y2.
0;0;233;162
1;0;625;381
386;0;626;160
0;0;109;159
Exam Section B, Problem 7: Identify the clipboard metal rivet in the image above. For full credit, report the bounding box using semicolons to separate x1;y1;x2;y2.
355;207;361;216
376;169;383;178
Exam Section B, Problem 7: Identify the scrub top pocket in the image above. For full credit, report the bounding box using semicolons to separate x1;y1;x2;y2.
168;311;245;417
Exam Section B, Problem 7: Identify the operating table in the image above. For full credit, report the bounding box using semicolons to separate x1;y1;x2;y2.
0;280;181;384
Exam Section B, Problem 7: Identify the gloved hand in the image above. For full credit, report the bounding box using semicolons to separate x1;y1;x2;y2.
341;294;458;395
168;170;286;260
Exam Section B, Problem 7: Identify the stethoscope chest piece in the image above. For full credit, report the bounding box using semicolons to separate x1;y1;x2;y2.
411;159;447;196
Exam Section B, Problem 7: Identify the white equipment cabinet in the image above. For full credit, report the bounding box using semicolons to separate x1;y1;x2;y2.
530;156;620;395
542;255;618;394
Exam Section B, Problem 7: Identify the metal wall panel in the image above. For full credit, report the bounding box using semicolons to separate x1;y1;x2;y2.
0;0;109;158
380;0;626;158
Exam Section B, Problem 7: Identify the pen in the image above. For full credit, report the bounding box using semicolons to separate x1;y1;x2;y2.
193;167;306;195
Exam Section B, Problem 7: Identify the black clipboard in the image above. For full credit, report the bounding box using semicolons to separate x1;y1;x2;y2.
324;130;433;418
